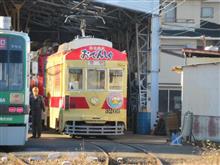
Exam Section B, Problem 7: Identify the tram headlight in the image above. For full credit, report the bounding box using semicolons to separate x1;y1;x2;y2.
10;93;24;104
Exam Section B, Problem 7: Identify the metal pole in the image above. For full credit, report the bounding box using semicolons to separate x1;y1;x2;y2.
135;23;141;112
150;0;160;129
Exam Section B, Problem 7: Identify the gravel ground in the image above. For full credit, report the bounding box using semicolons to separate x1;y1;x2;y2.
0;153;107;165
164;150;220;165
1;151;220;165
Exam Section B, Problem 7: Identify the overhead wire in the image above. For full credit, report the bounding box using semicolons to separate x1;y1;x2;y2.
138;0;177;21
214;40;220;46
161;0;186;15
149;0;172;14
158;0;176;14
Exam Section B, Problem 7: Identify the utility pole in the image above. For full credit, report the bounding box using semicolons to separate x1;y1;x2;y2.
150;0;160;129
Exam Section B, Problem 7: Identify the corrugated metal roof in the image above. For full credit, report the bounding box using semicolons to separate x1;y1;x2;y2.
162;20;220;38
183;48;220;57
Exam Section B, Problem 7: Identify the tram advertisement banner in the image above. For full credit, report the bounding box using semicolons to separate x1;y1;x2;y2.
66;46;127;61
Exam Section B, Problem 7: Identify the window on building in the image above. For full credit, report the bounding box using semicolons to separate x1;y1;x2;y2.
164;3;176;23
201;7;214;18
169;90;181;112
159;90;168;112
159;89;181;112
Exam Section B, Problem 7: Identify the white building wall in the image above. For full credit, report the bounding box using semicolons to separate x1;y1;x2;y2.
161;0;220;29
186;57;220;65
182;63;220;116
161;38;197;49
161;0;201;30
159;53;184;84
176;0;201;27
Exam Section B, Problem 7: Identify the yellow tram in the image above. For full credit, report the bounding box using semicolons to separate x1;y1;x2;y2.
46;37;127;135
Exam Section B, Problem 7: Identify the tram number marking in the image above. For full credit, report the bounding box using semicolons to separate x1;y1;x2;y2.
0;117;12;121
0;98;6;103
105;109;120;114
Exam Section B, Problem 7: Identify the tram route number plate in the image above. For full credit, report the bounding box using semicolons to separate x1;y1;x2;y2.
105;109;120;114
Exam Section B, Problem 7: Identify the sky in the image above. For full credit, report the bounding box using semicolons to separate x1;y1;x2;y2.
95;0;160;13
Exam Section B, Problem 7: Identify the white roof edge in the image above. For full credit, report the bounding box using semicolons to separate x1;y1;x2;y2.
0;30;30;42
161;36;220;40
183;62;220;68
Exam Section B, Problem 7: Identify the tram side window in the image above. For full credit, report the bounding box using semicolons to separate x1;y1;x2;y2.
0;50;8;90
109;70;123;90
87;69;105;89
69;68;83;90
8;50;23;90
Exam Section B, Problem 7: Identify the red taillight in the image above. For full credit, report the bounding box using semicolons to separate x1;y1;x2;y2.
9;107;16;112
16;107;23;113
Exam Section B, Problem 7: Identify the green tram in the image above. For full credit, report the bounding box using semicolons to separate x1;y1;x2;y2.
0;26;30;145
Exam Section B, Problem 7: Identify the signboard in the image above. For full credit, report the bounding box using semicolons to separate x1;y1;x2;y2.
66;45;127;61
80;48;113;60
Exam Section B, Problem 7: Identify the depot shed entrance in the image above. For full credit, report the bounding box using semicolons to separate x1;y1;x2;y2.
0;0;156;132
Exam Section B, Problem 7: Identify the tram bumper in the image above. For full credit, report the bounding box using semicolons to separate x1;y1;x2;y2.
0;126;27;145
64;121;125;135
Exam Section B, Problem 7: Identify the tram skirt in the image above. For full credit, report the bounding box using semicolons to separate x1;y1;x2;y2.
136;112;151;134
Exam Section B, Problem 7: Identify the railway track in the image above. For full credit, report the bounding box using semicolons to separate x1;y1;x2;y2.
85;139;163;165
0;137;163;165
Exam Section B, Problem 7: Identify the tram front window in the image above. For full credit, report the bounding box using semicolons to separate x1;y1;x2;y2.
9;50;23;90
0;50;23;91
69;68;83;90
109;70;123;90
87;69;105;90
0;50;8;90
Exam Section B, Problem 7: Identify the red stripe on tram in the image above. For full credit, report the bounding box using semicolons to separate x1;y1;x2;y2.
69;97;89;109
50;96;89;109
